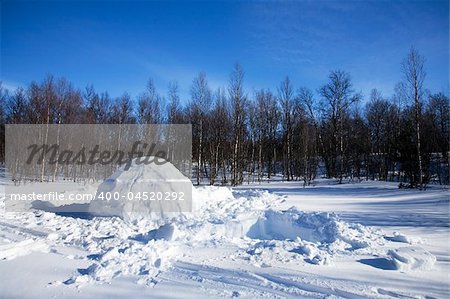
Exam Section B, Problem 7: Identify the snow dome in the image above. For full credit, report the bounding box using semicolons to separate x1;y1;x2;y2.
88;157;192;222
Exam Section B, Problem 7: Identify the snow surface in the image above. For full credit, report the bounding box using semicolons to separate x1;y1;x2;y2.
0;166;449;298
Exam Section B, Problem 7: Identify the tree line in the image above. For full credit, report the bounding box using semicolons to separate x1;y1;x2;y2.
0;48;448;187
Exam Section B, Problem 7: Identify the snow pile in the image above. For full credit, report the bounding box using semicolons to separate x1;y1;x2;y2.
60;187;285;285
173;187;284;243
241;207;384;267
388;247;436;271
64;239;179;286
246;207;379;250
14;211;181;286
245;239;333;267
88;157;192;222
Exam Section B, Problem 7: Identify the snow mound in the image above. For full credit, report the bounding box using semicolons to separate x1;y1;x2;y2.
246;207;379;250
388;247;436;271
187;187;284;241
88;158;192;222
239;207;387;267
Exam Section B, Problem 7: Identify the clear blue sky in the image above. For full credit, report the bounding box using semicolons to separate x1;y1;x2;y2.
1;0;448;102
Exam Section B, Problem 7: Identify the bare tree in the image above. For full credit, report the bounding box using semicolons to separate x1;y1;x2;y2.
297;87;320;185
426;93;449;184
366;89;391;180
6;87;28;124
401;47;426;189
278;77;295;181
190;72;212;185
208;88;231;185
319;70;359;183
138;79;162;124
167;81;185;124
26;76;57;181
228;64;247;185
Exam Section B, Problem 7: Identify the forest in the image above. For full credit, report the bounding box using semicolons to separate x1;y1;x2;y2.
0;48;448;188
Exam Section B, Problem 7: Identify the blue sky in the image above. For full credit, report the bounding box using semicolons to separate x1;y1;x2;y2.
1;0;448;102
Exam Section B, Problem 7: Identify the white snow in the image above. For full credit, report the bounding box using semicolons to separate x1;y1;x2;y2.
0;166;449;298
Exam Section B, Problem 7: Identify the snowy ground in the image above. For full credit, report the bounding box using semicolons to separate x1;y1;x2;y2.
0;172;449;298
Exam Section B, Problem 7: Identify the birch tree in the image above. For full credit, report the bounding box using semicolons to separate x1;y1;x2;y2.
228;64;247;186
278;77;295;181
190;72;212;185
401;47;426;189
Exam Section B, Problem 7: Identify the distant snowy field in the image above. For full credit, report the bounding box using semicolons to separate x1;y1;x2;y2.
0;170;449;298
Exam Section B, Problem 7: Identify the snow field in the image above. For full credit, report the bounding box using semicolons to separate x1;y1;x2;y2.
0;163;445;298
1;184;437;288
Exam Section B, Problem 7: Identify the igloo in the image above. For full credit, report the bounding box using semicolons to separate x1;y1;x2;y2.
88;157;192;222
